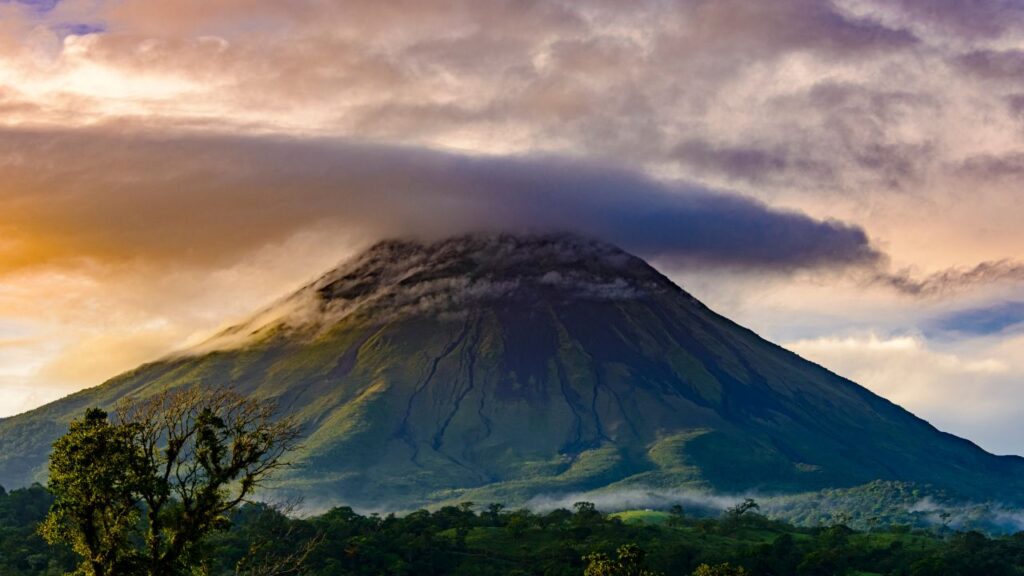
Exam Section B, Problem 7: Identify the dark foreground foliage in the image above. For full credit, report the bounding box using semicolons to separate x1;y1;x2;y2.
2;484;1024;575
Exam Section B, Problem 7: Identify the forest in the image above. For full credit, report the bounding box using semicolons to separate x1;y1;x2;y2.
2;482;1024;576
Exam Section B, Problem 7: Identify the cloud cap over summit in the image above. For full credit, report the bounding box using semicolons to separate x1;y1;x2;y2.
0;128;881;277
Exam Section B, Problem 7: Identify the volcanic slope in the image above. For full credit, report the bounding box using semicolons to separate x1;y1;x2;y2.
1;233;1022;508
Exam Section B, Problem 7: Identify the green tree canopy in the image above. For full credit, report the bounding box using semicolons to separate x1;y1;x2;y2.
40;408;146;576
583;543;662;576
40;388;301;576
691;562;749;576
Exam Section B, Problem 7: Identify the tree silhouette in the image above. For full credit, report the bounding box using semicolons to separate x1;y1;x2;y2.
726;499;760;519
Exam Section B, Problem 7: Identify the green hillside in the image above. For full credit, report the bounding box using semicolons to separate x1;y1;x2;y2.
1;233;1022;510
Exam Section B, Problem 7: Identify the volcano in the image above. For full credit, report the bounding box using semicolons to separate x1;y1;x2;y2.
1;233;1022;508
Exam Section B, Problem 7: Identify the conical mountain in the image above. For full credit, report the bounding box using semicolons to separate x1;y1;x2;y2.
1;233;1022;509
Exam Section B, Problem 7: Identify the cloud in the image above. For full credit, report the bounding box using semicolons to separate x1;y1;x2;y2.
0;0;1014;215
954;49;1024;80
866;0;1024;40
872;260;1024;296
929;301;1024;336
0;0;925;191
787;332;1024;454
670;139;809;184
0;227;365;417
958;153;1024;179
0;127;885;275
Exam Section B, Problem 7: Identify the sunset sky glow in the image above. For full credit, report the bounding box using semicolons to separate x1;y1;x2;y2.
2;0;1024;454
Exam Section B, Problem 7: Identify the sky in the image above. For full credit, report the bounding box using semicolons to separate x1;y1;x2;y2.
1;0;1024;455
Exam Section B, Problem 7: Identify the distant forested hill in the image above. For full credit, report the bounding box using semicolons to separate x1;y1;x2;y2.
1;483;1023;576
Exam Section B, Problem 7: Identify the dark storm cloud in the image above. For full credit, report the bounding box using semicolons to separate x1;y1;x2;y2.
0;127;883;274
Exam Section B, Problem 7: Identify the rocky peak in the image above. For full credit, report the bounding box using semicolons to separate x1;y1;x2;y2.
197;232;681;351
313;232;677;307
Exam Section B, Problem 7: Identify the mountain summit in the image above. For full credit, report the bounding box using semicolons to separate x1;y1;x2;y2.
196;233;680;351
2;233;1022;508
